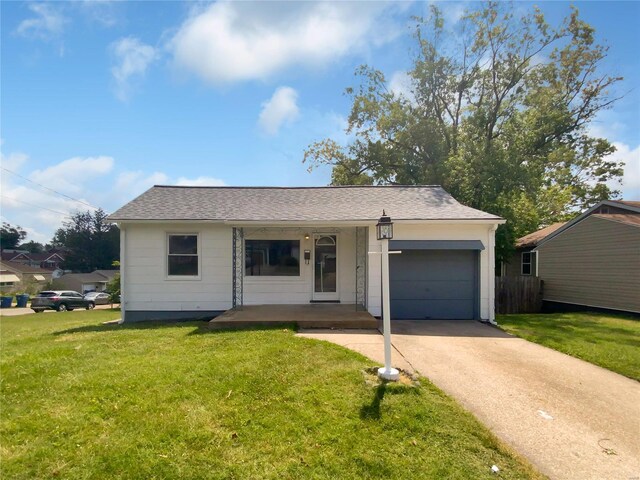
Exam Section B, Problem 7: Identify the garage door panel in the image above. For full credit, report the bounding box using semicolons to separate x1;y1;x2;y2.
390;280;474;300
389;249;477;320
392;299;474;320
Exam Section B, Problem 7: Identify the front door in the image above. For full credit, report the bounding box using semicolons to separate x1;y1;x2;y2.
313;234;339;301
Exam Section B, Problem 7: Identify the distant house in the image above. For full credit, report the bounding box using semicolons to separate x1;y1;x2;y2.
53;270;119;294
0;260;53;291
0;249;65;270
533;200;640;314
503;222;566;277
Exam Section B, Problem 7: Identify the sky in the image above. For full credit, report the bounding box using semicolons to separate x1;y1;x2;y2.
1;1;639;244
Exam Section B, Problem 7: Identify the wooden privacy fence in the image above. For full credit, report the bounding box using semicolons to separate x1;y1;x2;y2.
495;276;544;314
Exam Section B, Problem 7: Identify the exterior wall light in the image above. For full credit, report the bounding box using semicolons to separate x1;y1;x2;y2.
376;211;393;240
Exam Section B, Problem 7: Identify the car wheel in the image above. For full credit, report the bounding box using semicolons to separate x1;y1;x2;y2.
86;302;95;310
57;303;67;312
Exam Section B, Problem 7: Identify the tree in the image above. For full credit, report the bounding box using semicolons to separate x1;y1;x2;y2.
304;2;624;262
17;240;45;253
52;209;119;272
1;223;27;250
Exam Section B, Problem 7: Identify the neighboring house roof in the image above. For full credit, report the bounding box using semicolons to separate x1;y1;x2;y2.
0;260;53;275
591;213;640;227
29;252;64;261
107;185;503;223
57;270;118;284
611;200;640;208
533;199;640;250
1;251;30;262
515;222;567;248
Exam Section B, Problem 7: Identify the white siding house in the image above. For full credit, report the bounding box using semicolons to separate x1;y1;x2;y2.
108;186;503;323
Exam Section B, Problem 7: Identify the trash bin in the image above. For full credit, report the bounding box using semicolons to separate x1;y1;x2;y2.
16;294;30;308
1;296;13;309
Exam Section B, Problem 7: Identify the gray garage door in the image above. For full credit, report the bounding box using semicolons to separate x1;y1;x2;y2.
389;249;478;320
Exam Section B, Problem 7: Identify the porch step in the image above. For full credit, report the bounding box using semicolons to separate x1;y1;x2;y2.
309;300;341;304
208;319;378;330
208;304;378;331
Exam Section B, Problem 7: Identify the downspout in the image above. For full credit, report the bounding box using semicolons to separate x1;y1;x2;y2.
488;224;498;325
119;225;126;324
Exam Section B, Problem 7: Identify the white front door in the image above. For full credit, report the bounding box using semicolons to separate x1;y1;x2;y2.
313;234;339;301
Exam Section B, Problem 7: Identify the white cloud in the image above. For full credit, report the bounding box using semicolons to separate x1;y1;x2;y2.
110;37;157;101
388;70;417;105
258;87;300;135
16;3;67;40
613;142;640;199
114;170;169;197
30;156;114;195
175;176;226;186
0;152;111;242
169;2;398;85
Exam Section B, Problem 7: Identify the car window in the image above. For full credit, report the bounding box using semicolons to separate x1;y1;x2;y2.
38;291;56;297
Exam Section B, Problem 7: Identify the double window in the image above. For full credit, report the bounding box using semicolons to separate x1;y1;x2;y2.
168;234;199;277
245;240;300;277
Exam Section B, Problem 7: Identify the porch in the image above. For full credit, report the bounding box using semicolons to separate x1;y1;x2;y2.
208;304;379;330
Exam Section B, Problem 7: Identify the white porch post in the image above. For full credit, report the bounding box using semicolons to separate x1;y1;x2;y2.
378;236;399;381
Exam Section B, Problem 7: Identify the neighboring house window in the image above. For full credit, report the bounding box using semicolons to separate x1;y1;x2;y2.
521;252;534;276
167;234;199;277
245;240;300;276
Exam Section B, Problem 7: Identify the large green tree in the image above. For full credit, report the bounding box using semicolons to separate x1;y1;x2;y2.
52;209;119;272
0;223;27;250
304;2;624;262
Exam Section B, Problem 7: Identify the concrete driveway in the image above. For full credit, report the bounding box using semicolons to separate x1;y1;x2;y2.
299;320;640;480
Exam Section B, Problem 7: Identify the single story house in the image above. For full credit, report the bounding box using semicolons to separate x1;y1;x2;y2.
107;185;504;323
0;260;53;291
53;270;119;294
0;249;65;270
502;222;566;277
533;200;640;314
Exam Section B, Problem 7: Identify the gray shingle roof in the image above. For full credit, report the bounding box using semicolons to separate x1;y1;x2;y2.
107;185;501;222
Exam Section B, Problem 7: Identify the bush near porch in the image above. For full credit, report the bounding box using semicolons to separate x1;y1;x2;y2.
498;312;640;381
1;311;541;479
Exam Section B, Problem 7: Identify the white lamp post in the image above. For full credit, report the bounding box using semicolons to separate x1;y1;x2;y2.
376;211;400;381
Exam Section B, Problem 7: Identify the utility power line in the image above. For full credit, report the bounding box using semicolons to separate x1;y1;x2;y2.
1;195;73;218
1;167;100;210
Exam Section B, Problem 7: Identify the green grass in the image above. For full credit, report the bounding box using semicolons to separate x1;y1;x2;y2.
498;312;640;381
1;311;542;480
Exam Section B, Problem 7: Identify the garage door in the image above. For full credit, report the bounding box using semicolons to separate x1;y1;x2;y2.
389;249;477;320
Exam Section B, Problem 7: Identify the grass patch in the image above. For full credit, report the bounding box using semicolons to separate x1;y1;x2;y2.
498;312;640;381
1;311;542;479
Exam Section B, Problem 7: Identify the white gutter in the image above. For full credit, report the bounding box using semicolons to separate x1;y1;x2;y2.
109;218;506;227
119;225;126;324
488;224;498;325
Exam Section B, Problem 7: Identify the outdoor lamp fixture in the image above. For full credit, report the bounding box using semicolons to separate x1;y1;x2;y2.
376;210;399;381
376;211;393;240
304;233;310;240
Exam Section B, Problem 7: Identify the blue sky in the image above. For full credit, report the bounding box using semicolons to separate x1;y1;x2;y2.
1;1;639;243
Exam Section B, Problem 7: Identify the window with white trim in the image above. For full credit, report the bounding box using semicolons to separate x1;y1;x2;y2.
167;234;199;277
521;251;534;276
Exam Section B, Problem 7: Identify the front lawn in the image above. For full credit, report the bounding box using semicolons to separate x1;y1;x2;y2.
498;312;640;381
1;311;540;479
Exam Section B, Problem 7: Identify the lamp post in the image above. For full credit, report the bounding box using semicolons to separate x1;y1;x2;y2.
376;211;400;381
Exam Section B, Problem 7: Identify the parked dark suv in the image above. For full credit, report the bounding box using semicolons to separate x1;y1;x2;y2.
31;291;96;313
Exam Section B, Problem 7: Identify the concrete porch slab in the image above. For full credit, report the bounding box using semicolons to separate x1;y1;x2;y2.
208;304;378;330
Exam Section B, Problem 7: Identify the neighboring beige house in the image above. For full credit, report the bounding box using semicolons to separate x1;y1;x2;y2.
533;200;640;314
107;185;504;323
0;260;53;292
503;222;566;277
53;270;119;294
